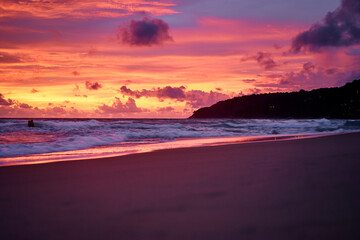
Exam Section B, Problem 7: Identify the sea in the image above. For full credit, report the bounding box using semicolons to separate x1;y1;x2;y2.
1;118;360;166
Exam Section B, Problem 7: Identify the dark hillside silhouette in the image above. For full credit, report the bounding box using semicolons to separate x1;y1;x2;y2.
190;80;360;119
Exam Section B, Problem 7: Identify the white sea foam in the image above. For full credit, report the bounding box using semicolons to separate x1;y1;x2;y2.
0;118;359;161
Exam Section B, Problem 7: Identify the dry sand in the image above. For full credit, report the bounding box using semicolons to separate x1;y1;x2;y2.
1;132;360;240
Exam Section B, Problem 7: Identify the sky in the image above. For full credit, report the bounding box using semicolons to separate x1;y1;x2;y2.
1;0;360;118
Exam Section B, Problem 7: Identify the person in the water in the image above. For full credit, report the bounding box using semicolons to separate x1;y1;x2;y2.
28;120;35;127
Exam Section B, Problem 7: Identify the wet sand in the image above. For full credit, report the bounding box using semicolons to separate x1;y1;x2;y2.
1;132;360;239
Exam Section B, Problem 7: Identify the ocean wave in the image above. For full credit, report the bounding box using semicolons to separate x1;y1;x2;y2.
1;118;359;158
0;132;126;157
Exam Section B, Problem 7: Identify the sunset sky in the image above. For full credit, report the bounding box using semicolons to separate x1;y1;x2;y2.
1;0;360;118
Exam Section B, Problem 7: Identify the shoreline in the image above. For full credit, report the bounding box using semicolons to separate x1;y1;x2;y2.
0;131;348;167
1;132;360;239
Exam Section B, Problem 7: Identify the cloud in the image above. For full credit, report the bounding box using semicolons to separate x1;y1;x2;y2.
254;52;278;70
30;88;39;93
292;0;360;52
184;90;231;108
156;106;175;113
73;84;87;97
119;85;186;99
0;0;178;19
96;97;146;115
247;88;262;95
256;61;360;90
72;71;80;76
73;84;80;92
119;85;231;108
302;62;316;73
119;17;173;46
0;52;22;63
276;62;329;86
242;52;278;70
85;81;102;90
0;94;84;117
19;103;32;109
0;93;14;105
242;79;257;83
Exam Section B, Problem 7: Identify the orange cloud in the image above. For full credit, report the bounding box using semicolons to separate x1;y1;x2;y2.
0;0;178;19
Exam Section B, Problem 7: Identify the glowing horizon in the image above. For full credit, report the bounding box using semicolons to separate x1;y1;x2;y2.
1;0;359;118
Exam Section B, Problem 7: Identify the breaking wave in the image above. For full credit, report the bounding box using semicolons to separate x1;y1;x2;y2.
0;118;359;159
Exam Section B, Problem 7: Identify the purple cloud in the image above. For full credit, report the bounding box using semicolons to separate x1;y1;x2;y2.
0;95;84;117
157;106;175;113
0;52;22;63
97;97;146;115
120;86;186;100
85;81;102;90
0;93;14;106
254;52;278;70
242;52;278;70
119;17;173;46
292;0;360;52
242;79;257;83
119;85;231;108
19;103;32;109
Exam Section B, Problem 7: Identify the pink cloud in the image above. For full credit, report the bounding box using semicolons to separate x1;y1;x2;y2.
0;93;14;106
241;52;278;70
119;85;231;108
0;95;83;118
0;0;178;19
96;97;147;115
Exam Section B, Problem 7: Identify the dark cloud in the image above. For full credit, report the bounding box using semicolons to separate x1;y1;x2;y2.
256;61;360;90
277;62;325;86
72;71;80;76
96;97;146;115
0;95;83;117
119;85;231;109
119;86;186;100
292;0;360;52
242;52;278;70
242;79;257;83
30;88;39;93
247;88;262;95
184;90;230;108
19;103;32;109
0;93;14;106
119;17;173;46
336;70;360;86
85;81;102;90
302;62;315;73
0;52;22;63
156;106;175;113
326;68;339;75
254;52;278;70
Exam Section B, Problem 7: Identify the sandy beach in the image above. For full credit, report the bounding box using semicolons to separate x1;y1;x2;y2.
1;132;360;240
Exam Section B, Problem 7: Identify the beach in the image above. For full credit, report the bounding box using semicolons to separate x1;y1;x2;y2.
1;132;360;240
